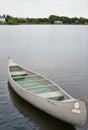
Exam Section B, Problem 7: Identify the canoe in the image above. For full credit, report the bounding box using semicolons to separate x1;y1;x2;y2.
8;58;87;127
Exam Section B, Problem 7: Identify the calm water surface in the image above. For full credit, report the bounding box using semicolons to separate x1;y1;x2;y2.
0;25;88;130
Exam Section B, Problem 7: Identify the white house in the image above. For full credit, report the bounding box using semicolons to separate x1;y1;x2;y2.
54;21;63;24
0;17;5;22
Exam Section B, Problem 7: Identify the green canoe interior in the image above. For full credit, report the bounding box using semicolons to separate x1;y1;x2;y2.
10;66;67;101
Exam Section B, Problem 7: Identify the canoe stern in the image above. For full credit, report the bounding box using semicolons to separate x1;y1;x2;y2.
55;99;87;127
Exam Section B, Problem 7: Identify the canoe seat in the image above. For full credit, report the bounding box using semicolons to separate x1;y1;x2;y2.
11;71;27;77
13;75;29;79
36;91;63;99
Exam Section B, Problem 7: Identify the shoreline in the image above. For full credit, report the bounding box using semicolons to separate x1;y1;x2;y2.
0;23;88;25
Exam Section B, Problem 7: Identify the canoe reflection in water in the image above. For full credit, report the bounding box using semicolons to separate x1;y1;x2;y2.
8;84;76;130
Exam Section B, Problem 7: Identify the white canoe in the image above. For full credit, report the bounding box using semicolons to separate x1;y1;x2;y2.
8;58;87;127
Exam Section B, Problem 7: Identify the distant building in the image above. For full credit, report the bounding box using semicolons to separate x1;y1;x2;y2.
54;21;63;24
0;17;5;22
84;22;88;25
75;20;79;24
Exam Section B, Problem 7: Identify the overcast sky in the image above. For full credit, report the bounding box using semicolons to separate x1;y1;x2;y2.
0;0;88;18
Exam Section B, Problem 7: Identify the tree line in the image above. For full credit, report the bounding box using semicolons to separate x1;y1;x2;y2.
0;14;88;25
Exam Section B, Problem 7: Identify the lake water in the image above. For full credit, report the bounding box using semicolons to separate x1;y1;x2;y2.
0;25;88;130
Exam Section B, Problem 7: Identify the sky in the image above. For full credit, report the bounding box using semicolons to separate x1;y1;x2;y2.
0;0;88;18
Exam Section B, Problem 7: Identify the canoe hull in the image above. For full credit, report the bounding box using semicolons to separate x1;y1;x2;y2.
8;74;87;127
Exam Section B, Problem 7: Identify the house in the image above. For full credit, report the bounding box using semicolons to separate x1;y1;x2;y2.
54;21;63;24
0;17;5;22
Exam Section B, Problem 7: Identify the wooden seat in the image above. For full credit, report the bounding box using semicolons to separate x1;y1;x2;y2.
11;71;27;77
36;91;63;99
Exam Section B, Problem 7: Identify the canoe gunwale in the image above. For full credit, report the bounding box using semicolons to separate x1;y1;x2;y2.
9;62;73;99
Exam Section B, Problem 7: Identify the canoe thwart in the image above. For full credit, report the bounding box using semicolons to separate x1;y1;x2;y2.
36;91;64;99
